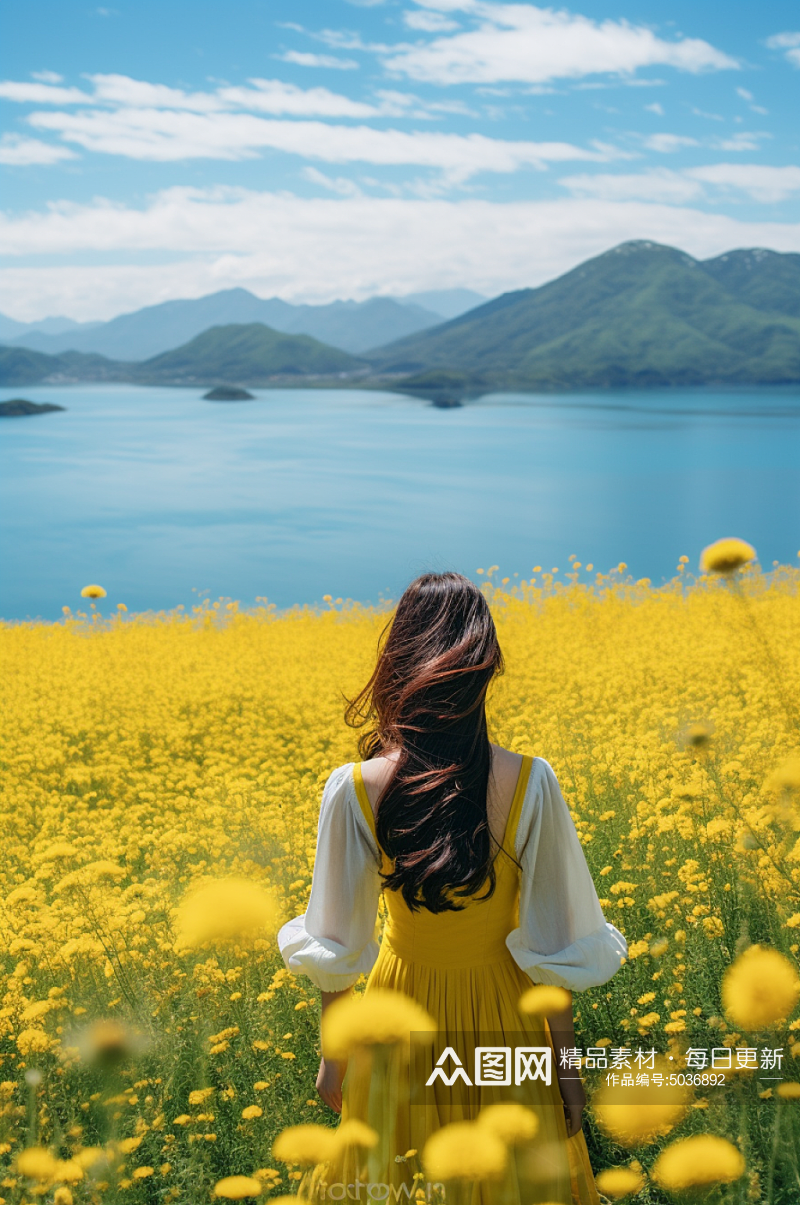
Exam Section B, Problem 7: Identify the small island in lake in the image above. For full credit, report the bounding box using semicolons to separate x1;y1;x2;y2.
0;398;66;417
203;386;255;401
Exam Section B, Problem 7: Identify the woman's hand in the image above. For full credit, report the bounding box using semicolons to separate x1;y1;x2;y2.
316;1056;346;1113
557;1073;587;1137
543;989;586;1138
318;989;353;1113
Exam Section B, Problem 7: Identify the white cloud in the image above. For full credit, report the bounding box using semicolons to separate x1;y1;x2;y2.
404;9;460;31
560;163;800;205
0;81;91;104
560;169;703;202
765;30;800;67
643;133;699;153
3;186;800;321
31;71;64;84
0;134;77;165
277;51;360;70
27;107;615;177
645;102;664;115
0;72;387;120
218;79;378;117
714;131;769;152
382;2;738;85
87;74;226;111
301;166;363;195
688;164;800;203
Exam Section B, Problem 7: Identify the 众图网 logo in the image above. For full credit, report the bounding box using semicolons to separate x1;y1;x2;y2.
425;1045;552;1087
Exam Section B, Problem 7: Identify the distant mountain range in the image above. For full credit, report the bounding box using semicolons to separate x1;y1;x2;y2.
0;324;365;388
369;242;800;389
1;243;798;391
0;287;486;360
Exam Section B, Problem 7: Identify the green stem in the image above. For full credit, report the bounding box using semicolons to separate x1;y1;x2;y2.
730;579;799;734
765;1099;782;1205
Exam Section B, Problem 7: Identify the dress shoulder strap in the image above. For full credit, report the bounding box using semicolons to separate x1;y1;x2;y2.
502;753;534;853
352;762;378;843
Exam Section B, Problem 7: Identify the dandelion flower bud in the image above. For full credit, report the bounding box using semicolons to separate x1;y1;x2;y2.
651;1134;745;1190
423;1121;507;1181
321;988;436;1059
213;1175;263;1199
722;945;800;1031
699;538;756;574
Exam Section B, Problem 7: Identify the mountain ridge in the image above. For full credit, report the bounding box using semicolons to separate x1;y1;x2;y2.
365;241;800;389
2;242;798;391
2;288;482;360
0;322;365;388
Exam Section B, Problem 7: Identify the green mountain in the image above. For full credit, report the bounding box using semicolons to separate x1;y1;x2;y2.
368;241;800;389
134;323;364;384
700;248;800;319
0;324;364;387
0;346;125;386
5;290;443;359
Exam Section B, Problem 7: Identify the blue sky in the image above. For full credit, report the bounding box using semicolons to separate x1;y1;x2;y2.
2;0;799;319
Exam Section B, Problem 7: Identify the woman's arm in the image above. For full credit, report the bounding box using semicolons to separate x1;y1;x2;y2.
545;991;587;1138
316;987;353;1113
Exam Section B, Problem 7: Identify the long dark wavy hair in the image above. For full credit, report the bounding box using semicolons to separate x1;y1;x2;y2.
344;571;507;913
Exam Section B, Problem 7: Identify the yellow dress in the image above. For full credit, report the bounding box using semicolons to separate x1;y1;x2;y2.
302;756;602;1205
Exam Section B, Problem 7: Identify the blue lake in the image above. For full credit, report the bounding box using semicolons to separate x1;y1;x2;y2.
1;384;799;621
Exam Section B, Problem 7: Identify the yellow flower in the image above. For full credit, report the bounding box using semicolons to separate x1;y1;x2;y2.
40;842;76;860
476;1103;538;1143
651;1134;745;1189
53;1189;74;1205
80;584;107;598
699;537;756;574
594;1166;646;1199
518;985;571;1015
321;988;436;1059
188;1088;214;1105
592;1057;692;1147
273;1124;338;1165
777;1081;800;1099
174;877;278;950
685;722;713;749
53;1159;85;1184
423;1122;507;1181
722;945;800;1031
213;1176;263;1199
764;757;800;795
16;1028;52;1056
133;1167;154;1179
15;1146;58;1180
79;1018;136;1066
241;1105;263;1120
117;1137;143;1153
335;1119;378;1149
73;1147;104;1170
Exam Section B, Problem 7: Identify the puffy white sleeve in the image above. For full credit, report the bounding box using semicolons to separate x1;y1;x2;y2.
277;763;382;991
506;759;628;991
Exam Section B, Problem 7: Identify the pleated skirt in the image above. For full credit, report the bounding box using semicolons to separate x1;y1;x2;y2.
301;942;602;1205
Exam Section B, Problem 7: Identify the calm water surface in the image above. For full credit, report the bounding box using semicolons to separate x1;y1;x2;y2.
1;384;798;620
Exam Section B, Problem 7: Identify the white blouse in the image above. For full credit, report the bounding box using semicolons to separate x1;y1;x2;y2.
277;758;628;993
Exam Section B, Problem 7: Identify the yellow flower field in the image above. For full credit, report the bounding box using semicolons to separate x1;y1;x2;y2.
1;557;799;1203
